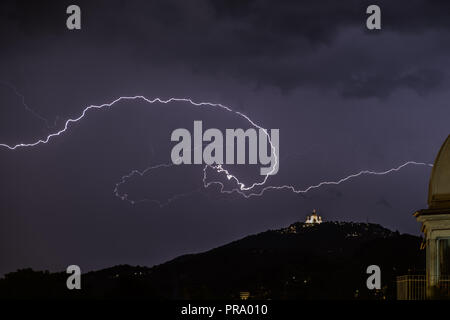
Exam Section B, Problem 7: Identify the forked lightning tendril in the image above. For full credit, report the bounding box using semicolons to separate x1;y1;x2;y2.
0;95;433;206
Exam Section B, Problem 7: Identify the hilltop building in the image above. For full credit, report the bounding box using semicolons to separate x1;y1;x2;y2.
305;209;323;225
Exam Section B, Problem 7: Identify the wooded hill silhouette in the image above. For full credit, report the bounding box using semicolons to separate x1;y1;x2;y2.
0;221;424;299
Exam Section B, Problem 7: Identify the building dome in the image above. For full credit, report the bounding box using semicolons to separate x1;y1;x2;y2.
428;135;450;209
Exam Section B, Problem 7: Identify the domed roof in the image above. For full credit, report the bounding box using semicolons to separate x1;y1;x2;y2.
428;135;450;209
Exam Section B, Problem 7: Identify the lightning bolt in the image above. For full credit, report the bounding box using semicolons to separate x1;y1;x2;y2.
204;161;433;199
0;81;54;128
0;94;433;206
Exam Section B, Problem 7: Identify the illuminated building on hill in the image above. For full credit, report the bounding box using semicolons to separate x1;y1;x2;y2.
305;209;322;225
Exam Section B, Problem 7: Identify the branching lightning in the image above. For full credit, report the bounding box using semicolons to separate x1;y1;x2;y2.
204;161;433;199
0;95;433;206
0;81;54;128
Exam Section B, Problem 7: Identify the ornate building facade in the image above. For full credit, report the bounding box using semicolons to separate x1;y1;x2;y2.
414;135;450;299
398;135;450;299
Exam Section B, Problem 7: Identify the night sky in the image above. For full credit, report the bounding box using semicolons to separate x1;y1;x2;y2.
1;0;449;276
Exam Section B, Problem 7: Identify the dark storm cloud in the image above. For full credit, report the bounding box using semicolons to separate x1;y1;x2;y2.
2;0;450;98
341;68;445;99
376;198;393;209
1;0;449;276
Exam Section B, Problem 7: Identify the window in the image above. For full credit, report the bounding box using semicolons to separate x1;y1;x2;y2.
438;238;450;277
